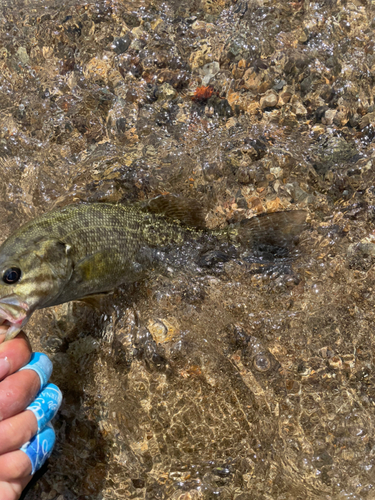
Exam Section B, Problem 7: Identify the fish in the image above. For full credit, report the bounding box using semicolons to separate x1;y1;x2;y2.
0;195;306;341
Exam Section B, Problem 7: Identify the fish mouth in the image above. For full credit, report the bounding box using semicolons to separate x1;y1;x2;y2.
0;296;30;341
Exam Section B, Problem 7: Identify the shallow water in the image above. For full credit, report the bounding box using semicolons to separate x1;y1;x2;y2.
1;0;375;498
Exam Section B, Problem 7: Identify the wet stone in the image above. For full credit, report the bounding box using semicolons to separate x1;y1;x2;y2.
260;90;278;109
111;35;131;55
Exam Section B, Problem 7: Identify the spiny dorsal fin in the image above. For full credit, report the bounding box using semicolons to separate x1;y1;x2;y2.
139;194;206;229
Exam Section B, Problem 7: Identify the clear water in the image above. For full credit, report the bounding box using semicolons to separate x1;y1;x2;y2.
0;0;374;498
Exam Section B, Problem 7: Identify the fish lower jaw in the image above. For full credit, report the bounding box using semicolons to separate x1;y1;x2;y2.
0;300;30;341
0;319;24;341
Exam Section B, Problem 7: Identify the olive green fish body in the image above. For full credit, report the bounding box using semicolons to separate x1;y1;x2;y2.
0;199;306;340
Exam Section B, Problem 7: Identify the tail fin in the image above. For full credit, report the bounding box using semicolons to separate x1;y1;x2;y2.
228;210;307;260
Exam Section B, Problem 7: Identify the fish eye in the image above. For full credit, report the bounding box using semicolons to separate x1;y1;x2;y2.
2;267;22;284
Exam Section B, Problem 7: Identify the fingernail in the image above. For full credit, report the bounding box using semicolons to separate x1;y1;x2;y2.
0;357;10;379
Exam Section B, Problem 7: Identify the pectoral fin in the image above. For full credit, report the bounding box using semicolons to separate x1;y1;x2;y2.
77;292;112;309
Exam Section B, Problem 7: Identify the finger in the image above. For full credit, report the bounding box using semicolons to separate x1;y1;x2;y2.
0;450;32;481
26;383;62;433
0;383;62;455
18;352;53;391
0;476;32;500
0;333;32;381
0;371;40;421
0;410;37;455
20;423;56;475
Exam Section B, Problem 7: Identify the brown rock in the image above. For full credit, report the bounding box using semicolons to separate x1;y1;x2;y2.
266;197;285;212
360;111;375;129
260;90;278;109
84;57;110;83
242;68;264;92
322;109;337;125
291;99;307;117
247;101;261;115
278;90;292;106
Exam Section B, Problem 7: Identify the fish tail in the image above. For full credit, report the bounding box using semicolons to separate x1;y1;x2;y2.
226;210;307;258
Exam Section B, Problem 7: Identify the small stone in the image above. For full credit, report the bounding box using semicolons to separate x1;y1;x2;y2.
156;83;177;101
232;63;245;79
124;127;139;144
227;90;240;107
242;68;264;93
333;111;348;127
291;100;307;117
278;90;292;106
348;236;375;257
312;125;325;137
111;35;131;55
198;61;220;85
84;57;110;82
359;111;375;129
150;17;163;30
226;117;238;129
191;20;212;30
349;113;361;128
270;166;283;178
148;318;179;343
206;96;233;118
342;354;355;370
266;197;284;211
16;46;29;64
328;356;342;369
260;90;278;109
247;196;264;212
189;43;214;70
273;79;286;91
322;109;337;125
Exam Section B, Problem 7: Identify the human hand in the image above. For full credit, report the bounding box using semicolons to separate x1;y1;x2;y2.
0;333;61;500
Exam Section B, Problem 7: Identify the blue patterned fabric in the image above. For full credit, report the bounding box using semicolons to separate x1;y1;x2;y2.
18;352;62;475
19;352;53;389
20;423;56;475
26;383;62;433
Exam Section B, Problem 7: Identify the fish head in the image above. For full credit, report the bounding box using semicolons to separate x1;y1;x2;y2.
0;237;73;341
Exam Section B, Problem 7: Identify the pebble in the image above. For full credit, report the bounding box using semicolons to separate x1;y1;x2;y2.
291;99;307;117
84;56;110;82
360;111;375;129
189;43;215;70
147;318;179;344
347;236;375;258
242;68;266;93
16;46;29;64
198;61;220;85
260;90;278;109
322;109;337;125
156;83;177;100
111;36;131;55
278;89;292;106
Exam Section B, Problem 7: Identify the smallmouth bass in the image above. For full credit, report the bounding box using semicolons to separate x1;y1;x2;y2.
0;196;306;340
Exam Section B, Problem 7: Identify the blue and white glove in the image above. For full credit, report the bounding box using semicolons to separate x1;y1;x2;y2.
18;353;62;474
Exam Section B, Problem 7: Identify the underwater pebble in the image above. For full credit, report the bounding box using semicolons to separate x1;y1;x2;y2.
260;90;278;109
147;318;179;344
198;61;220;85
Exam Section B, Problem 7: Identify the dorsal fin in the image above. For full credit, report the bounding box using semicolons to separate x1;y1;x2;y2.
139;194;206;229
